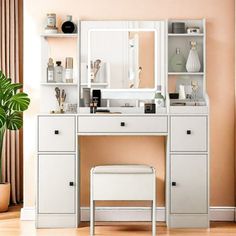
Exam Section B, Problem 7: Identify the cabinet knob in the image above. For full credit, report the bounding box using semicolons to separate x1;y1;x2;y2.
54;130;59;135
120;122;125;127
69;182;74;186
186;130;191;135
172;182;176;186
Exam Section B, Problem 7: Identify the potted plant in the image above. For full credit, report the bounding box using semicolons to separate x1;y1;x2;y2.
0;71;30;212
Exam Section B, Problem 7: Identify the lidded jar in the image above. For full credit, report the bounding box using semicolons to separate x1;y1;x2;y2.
61;15;75;34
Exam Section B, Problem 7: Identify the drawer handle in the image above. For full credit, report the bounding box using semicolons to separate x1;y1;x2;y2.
120;122;125;127
186;130;191;135
69;182;74;186
172;182;176;186
54;130;59;135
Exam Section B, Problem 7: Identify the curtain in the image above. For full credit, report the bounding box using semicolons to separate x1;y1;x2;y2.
0;0;23;204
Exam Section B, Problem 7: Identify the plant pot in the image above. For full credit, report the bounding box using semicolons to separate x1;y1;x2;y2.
0;183;10;212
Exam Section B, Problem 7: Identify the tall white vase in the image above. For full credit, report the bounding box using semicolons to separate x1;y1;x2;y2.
186;41;201;72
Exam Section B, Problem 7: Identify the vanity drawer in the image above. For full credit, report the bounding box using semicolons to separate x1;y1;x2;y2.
78;116;168;133
170;116;207;152
38;116;76;152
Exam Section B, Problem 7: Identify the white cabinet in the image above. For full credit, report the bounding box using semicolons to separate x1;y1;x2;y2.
170;116;207;152
38;154;75;214
169;114;209;228
38;116;76;152
170;154;207;214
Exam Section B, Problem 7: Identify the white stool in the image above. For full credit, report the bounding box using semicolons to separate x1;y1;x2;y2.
90;165;156;235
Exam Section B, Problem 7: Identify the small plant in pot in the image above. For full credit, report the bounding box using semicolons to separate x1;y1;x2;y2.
0;71;30;212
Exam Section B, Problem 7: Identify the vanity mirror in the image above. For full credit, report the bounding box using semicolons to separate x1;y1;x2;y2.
89;30;155;89
80;21;166;100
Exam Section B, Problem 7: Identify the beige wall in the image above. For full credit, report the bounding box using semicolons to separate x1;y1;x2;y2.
24;0;235;208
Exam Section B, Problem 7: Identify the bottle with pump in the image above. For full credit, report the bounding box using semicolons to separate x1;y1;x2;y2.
65;57;73;83
47;58;55;83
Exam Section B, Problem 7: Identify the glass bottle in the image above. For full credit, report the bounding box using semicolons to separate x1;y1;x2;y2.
65;57;73;83
47;58;55;83
170;48;186;72
55;61;63;83
155;85;165;107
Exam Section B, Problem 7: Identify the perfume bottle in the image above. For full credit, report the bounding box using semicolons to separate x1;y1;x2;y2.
47;58;55;83
61;15;75;34
65;57;73;83
55;61;63;83
170;48;186;72
155;85;165;107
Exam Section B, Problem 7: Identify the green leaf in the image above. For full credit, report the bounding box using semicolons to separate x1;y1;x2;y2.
6;112;23;130
0;108;6;129
7;92;30;112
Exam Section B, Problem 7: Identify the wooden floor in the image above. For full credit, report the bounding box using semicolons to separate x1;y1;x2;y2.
0;206;236;236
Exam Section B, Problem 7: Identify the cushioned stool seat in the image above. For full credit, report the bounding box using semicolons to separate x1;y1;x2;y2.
93;164;154;174
90;165;156;235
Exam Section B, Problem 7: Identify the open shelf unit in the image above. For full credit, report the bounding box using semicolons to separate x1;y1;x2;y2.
40;31;79;113
167;19;206;109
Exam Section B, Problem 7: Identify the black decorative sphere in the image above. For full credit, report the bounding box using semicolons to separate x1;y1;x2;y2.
62;21;75;34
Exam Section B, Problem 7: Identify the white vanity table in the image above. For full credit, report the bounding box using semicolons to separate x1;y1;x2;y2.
36;19;209;229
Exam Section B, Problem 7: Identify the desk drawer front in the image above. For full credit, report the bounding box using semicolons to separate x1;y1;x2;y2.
38;116;76;152
170;116;207;152
78;116;167;133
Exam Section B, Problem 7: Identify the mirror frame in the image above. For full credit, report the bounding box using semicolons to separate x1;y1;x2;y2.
80;21;165;99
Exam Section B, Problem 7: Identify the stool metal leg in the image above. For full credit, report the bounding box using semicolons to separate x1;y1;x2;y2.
152;170;156;235
90;200;95;236
152;200;156;235
90;169;95;236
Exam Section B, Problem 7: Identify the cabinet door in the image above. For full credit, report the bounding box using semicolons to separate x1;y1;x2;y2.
38;154;75;214
171;155;207;214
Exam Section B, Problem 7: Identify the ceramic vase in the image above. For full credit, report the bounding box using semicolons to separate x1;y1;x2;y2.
0;183;10;212
186;41;201;72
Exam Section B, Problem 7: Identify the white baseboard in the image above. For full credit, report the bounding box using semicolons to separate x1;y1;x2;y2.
210;207;235;221
20;206;236;222
20;207;35;221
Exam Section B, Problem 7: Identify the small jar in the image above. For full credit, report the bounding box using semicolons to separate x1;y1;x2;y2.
47;13;56;28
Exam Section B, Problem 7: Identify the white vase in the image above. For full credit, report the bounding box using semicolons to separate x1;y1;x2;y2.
186;41;201;72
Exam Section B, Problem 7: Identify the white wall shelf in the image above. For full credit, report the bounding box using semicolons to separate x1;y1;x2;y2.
41;33;78;38
168;33;204;37
168;72;204;76
40;83;77;86
81;82;109;86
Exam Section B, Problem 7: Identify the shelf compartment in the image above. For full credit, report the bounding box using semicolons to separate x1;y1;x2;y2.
168;19;205;34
